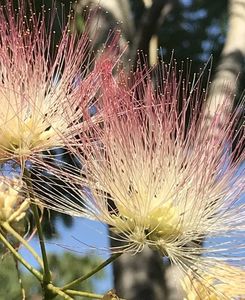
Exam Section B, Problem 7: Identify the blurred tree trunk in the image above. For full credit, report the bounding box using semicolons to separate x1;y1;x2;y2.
111;236;168;300
207;0;245;119
205;0;245;162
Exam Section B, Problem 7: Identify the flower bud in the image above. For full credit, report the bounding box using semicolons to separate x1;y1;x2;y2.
0;179;29;223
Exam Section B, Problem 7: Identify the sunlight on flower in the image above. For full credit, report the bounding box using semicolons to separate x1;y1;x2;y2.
182;263;245;299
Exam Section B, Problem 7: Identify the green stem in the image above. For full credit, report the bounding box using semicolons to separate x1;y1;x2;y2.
24;169;51;284
2;221;44;268
62;253;122;291
46;284;74;300
14;255;26;299
66;290;126;300
0;230;43;281
31;203;51;282
24;169;52;300
65;290;104;299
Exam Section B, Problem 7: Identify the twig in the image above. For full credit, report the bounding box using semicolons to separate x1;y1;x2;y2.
62;253;122;291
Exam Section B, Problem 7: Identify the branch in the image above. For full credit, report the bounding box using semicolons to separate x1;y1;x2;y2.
131;0;175;67
2;222;44;268
61;253;122;291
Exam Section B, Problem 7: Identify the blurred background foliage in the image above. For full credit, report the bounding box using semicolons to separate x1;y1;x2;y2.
0;249;104;299
130;0;228;64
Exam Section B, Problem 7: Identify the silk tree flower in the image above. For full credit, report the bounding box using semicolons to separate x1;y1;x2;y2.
0;1;110;165
39;63;244;296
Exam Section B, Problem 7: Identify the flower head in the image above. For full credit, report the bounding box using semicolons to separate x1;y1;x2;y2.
0;1;108;164
39;62;244;295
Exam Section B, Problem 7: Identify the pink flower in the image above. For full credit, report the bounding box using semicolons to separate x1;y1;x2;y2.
46;62;244;296
0;1;108;165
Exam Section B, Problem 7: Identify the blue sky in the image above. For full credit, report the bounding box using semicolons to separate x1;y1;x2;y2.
20;218;113;294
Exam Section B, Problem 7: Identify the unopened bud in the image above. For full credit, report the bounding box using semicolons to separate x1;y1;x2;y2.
0;179;30;223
